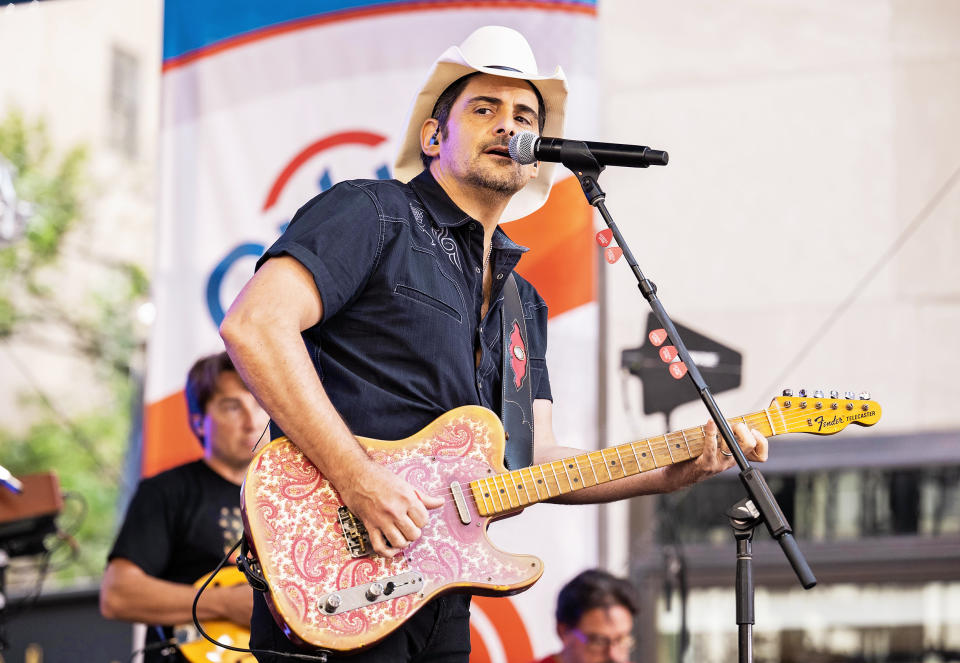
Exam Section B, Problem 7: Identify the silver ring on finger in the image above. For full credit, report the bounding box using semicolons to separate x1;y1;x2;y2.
720;448;733;457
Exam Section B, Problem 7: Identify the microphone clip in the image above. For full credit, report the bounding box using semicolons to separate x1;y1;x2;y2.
559;141;605;205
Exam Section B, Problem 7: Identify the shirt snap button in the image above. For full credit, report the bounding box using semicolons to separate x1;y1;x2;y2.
475;266;481;273
496;273;503;280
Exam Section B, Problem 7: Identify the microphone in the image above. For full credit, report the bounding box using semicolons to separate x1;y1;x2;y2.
509;131;669;169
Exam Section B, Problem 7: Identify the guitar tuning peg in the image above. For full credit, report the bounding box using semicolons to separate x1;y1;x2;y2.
782;388;793;397
829;390;839;399
844;391;855;399
595;228;614;247
813;389;824;398
859;392;871;400
798;388;808;397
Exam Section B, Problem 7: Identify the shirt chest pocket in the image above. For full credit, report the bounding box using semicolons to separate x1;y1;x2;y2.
393;246;466;324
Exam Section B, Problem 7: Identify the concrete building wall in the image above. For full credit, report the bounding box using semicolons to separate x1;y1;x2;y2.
598;0;960;451
595;3;960;659
0;0;161;426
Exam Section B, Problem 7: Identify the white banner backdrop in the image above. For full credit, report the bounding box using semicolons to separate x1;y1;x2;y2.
151;3;599;660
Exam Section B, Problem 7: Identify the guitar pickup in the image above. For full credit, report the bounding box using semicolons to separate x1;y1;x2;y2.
450;481;471;525
338;505;371;558
317;571;424;615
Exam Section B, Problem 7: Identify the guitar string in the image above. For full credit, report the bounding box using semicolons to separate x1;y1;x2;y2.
284;403;877;545
266;405;876;522
421;403;876;512
250;402;876;554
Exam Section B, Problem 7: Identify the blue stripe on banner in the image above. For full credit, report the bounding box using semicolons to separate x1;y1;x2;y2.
163;0;597;62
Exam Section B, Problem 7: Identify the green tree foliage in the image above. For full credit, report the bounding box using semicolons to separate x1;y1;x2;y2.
0;109;148;586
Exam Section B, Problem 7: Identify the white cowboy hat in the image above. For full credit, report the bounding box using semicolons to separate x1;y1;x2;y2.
393;25;567;222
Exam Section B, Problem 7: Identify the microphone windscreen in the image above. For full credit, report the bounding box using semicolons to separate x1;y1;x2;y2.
508;131;539;165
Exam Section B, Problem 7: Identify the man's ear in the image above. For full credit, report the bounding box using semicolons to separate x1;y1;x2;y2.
421;119;441;158
189;413;204;438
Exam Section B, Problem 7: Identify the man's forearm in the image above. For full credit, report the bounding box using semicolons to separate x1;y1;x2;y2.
219;309;369;481
100;560;249;626
220;256;461;557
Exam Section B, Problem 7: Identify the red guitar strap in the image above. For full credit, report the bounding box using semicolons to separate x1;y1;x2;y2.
500;273;534;470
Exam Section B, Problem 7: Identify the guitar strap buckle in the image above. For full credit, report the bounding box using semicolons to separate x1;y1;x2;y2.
237;537;268;592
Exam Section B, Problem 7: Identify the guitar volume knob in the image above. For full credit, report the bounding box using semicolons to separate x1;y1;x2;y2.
323;593;343;613
366;582;385;601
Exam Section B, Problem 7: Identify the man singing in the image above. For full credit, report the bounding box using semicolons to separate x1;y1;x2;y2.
221;25;767;663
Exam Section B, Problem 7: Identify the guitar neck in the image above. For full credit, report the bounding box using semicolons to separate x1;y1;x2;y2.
469;409;778;517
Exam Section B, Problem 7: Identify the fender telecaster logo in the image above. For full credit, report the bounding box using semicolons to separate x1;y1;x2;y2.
814;410;877;431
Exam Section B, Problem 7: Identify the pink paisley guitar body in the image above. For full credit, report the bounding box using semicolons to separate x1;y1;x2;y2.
241;406;540;652
242;397;881;652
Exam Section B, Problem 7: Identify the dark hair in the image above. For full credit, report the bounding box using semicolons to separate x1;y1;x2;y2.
419;72;547;169
555;569;638;628
185;352;236;443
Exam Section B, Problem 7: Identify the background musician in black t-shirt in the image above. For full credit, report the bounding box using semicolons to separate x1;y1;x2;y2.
100;352;269;662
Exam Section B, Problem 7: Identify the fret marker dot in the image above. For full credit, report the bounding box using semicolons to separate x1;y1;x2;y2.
484;493;489;498
499;489;505;493
537;479;542;484
517;484;523;490
568;464;574;469
642;452;647;457
573;478;579;483
675;444;681;448
610;461;616;465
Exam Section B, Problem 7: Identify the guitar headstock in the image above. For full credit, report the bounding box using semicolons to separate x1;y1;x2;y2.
768;389;882;435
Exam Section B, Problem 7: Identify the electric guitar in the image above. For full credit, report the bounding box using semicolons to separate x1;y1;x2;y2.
174;567;255;663
241;393;881;652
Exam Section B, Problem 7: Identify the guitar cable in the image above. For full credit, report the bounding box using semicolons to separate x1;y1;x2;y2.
237;537;267;592
191;537;333;661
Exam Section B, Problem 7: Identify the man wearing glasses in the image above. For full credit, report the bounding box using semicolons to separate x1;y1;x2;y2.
535;569;638;663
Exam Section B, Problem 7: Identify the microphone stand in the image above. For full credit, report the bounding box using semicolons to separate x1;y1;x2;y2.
555;142;816;663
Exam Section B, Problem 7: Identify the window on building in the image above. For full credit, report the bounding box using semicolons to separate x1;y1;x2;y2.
108;46;139;159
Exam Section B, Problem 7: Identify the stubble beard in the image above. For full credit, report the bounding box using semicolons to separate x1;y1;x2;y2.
460;135;528;195
464;158;527;196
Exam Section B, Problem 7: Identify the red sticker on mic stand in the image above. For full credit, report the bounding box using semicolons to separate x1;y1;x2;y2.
648;329;668;347
669;362;688;379
596;229;614;247
659;345;678;362
605;247;623;264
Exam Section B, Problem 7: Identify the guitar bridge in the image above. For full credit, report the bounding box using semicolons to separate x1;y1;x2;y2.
338;505;372;557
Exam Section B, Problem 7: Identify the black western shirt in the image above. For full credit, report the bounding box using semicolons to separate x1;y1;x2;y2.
256;169;552;443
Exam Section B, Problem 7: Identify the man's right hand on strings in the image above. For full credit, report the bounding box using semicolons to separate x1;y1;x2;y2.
336;458;444;558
